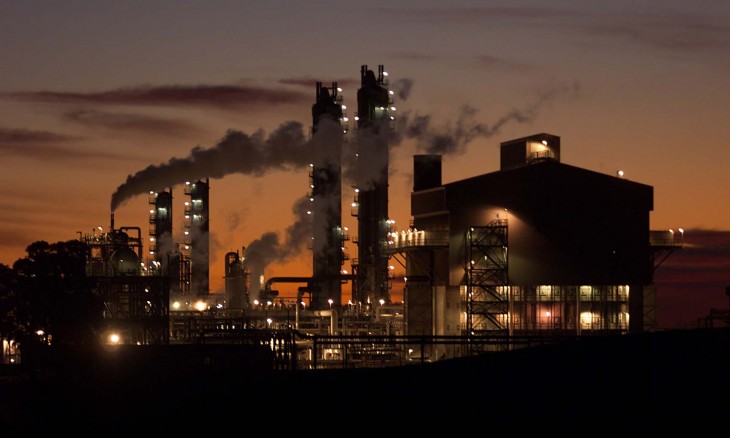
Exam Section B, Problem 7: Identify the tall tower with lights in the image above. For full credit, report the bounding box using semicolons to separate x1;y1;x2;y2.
309;81;348;310
148;188;181;295
184;178;210;296
352;64;394;308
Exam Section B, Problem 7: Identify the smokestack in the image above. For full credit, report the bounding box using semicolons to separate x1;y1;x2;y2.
110;211;115;231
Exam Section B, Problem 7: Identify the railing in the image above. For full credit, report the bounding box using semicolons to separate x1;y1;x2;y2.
211;331;584;370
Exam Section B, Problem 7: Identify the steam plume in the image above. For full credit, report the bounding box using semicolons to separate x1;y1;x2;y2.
244;196;313;297
391;82;580;155
111;121;311;211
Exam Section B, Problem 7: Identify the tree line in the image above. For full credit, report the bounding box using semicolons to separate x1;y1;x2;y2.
0;240;104;358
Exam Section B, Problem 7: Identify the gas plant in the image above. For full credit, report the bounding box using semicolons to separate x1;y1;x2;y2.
80;65;681;369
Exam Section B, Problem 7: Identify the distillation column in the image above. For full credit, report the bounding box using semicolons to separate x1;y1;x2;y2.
310;82;347;310
353;64;393;308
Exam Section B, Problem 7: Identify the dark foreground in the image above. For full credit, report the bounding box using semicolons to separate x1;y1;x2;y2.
2;328;729;432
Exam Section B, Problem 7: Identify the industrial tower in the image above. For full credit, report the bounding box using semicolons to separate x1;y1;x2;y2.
148;188;182;296
352;64;394;309
184;179;210;296
310;82;348;309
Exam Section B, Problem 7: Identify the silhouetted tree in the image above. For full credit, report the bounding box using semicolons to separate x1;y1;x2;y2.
10;240;104;352
0;262;17;342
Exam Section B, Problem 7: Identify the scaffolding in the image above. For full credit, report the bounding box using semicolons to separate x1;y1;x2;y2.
464;221;509;352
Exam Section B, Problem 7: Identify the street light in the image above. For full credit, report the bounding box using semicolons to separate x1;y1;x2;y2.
328;298;333;310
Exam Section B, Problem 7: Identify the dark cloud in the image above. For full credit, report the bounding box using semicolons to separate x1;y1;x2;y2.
279;77;359;89
0;126;82;145
63;109;207;139
3;84;311;110
0;126;131;161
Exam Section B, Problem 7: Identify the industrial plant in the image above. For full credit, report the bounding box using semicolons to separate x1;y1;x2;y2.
70;65;682;369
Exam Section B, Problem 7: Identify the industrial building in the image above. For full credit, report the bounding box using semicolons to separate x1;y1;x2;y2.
73;65;681;367
395;134;680;358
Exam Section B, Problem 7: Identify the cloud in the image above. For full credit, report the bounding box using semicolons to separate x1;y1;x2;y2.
0;126;82;145
62;109;207;139
0;126;131;161
279;77;359;89
3;84;311;110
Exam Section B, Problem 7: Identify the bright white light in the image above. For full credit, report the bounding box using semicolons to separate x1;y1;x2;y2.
108;333;121;344
194;301;207;311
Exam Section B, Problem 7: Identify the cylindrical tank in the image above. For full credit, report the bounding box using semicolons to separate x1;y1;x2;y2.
110;247;141;276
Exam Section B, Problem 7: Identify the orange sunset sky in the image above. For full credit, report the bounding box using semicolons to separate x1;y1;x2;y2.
1;1;729;328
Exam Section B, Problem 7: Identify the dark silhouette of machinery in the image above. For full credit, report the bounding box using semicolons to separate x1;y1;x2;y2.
75;66;687;369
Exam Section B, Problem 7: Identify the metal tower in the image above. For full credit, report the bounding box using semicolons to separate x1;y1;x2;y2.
148;188;182;295
310;82;348;310
352;64;394;309
184;178;210;296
